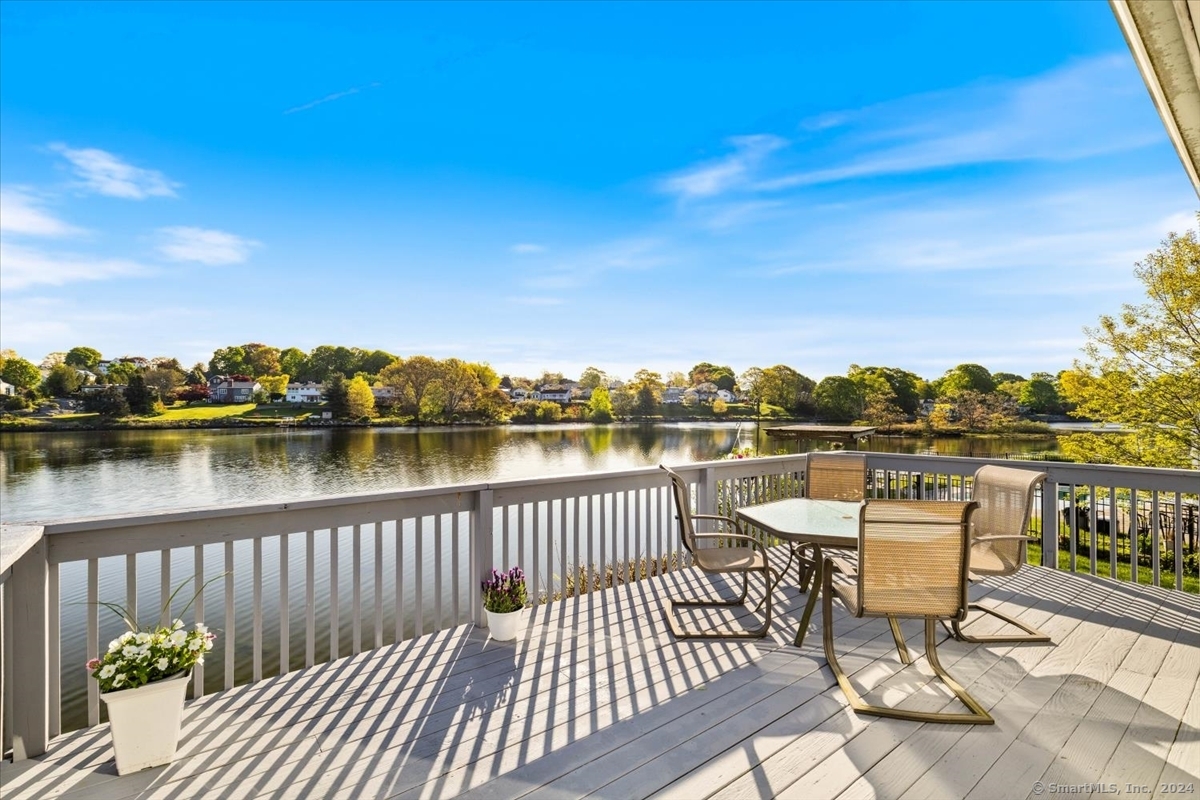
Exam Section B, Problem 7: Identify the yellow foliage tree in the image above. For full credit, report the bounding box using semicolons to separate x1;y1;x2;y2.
346;375;377;419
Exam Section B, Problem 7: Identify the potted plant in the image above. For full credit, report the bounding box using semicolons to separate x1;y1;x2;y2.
481;566;528;642
86;579;217;775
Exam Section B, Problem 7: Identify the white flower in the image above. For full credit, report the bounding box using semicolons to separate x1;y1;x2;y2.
157;657;170;671
169;630;188;647
196;623;208;635
107;639;121;653
136;632;152;644
204;639;213;651
113;673;126;687
172;619;184;630
121;632;136;643
99;664;116;679
189;638;202;651
195;655;204;665
122;645;140;658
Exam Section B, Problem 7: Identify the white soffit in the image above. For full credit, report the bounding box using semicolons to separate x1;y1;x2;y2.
1111;0;1200;198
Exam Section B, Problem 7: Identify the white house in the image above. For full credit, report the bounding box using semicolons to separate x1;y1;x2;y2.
717;389;736;403
0;379;15;397
285;382;324;403
370;385;395;402
662;387;687;404
510;388;530;402
534;384;572;403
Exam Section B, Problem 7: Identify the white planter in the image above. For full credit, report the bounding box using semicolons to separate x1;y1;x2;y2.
100;670;190;775
486;608;524;641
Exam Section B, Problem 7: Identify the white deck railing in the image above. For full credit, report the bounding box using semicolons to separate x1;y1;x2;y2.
1;452;1195;761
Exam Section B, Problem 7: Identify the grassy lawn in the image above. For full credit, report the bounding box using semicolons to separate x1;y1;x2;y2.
1027;542;1198;594
238;404;315;420
158;403;257;420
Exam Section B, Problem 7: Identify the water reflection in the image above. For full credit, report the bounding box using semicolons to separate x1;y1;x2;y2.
0;424;1060;522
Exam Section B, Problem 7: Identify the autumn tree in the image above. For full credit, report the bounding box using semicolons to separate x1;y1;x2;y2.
1059;214;1200;468
346;375;377;419
257;374;290;400
244;344;282;377
629;369;664;416
587;385;614;423
438;358;481;417
578;366;608;391
380;356;443;421
143;366;185;403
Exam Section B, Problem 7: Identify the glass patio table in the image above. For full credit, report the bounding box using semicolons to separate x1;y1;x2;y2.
736;498;862;647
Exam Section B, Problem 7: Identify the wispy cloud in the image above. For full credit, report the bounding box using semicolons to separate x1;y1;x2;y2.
0;187;85;236
284;82;381;115
660;135;787;200
157;226;260;265
523;237;671;291
510;243;546;254
0;242;149;291
49;143;179;199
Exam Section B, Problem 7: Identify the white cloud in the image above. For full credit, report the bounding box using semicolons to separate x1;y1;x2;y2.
157;227;260;265
660;135;787;200
510;243;546;254
284;82;381;115
0;242;149;291
0;187;84;237
49;143;179;199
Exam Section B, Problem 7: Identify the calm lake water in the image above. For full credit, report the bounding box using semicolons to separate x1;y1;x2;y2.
0;423;1061;522
0;423;1060;731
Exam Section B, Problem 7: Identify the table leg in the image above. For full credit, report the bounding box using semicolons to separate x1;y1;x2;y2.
793;544;824;647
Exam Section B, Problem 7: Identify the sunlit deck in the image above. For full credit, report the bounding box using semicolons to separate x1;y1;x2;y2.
4;547;1198;800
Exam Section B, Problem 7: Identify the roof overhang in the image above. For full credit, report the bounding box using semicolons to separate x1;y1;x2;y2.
1111;0;1200;197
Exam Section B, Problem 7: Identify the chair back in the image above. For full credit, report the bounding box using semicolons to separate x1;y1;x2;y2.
806;452;868;501
970;465;1048;576
660;465;697;556
856;499;977;619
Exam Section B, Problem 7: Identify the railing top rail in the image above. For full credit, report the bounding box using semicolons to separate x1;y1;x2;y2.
0;524;44;583
863;452;1198;491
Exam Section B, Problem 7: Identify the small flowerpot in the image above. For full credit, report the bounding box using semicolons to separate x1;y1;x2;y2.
100;670;190;775
486;608;524;642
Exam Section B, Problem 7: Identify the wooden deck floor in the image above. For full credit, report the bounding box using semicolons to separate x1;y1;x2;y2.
4;550;1199;800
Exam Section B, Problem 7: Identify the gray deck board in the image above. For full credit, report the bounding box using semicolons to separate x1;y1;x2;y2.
2;550;1197;800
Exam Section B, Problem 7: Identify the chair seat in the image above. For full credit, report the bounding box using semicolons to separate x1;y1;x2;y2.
693;546;766;572
968;546;1015;577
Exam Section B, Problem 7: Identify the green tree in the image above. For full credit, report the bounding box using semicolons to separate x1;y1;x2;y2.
935;364;996;398
105;361;141;385
610;386;636;417
849;366;922;415
144;366;185;403
359;349;396;377
188;363;208;384
345;375;377;419
587;385;614;423
243;344;281;377
759;365;816;414
578;366;608;391
629;369;664;416
2;357;41;390
84;386;130;418
306;346;360;382
209;345;249;376
1059;215;1200;468
380;356;443;422
124;374;159;415
438;358;481;417
814;376;863;421
325;373;350;419
1018;378;1061;414
65;346;102;370
43;363;84;396
279;347;307;378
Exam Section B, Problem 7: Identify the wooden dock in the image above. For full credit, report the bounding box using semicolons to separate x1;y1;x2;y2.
764;425;877;443
3;548;1197;799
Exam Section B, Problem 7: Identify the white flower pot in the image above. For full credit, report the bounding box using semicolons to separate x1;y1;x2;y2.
100;670;190;775
486;608;524;641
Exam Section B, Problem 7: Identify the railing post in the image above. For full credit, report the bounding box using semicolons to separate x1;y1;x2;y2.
1041;477;1060;569
698;467;717;515
472;489;494;627
10;533;48;760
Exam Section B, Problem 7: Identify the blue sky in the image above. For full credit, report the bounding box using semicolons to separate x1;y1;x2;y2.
0;1;1194;382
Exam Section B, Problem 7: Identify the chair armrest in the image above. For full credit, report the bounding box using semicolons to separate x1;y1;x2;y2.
973;534;1038;544
694;533;761;549
825;555;857;578
692;513;746;535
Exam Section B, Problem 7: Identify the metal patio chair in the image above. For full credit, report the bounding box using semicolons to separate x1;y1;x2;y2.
951;465;1050;643
823;499;993;724
788;452;868;591
660;465;778;639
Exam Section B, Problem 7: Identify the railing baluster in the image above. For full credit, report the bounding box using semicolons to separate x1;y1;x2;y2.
502;504;510;572
1151;492;1161;587
415;517;424;638
2;583;11;757
634;489;642;581
623;490;631;583
433;515;443;630
224;542;234;690
306;530;315;668
559;498;568;600
352;524;362;656
329;528;339;660
572;496;581;595
252;537;262;682
279;533;289;676
532;502;541;605
125;554;137;632
375;523;384;647
87;558;98;728
396;520;404;639
1109;483;1118;580
48;563;59;738
160;549;171;628
194;545;205;698
1089;485;1098;576
1173;491;1184;589
451;512;461;626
